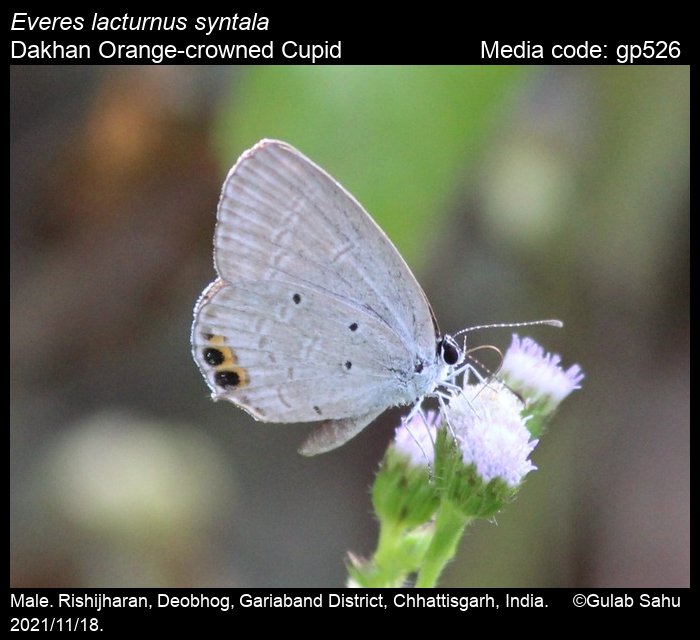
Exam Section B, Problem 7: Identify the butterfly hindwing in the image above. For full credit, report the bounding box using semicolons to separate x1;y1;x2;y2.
192;277;410;423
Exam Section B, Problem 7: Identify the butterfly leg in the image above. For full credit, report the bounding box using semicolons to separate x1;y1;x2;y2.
400;403;438;473
436;393;460;446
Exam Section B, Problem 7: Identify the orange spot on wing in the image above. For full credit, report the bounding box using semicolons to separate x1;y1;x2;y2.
208;335;237;365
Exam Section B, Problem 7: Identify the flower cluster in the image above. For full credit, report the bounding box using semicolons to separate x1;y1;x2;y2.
350;335;583;587
448;383;538;488
501;334;584;413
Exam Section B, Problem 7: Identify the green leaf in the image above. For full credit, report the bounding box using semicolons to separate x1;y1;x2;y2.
214;66;530;270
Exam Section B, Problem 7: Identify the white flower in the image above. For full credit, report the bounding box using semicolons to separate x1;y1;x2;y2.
446;384;538;488
393;410;439;467
501;334;584;408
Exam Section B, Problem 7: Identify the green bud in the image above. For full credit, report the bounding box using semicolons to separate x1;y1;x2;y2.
372;445;440;528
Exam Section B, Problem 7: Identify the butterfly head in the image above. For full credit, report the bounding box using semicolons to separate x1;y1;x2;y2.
438;334;463;368
436;334;465;385
402;334;464;400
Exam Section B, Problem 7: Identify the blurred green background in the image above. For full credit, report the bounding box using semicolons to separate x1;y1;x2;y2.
10;65;688;587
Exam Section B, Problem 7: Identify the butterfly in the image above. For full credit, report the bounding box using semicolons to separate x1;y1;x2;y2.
191;139;465;455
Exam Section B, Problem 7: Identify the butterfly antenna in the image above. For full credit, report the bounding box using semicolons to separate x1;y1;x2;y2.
453;318;563;340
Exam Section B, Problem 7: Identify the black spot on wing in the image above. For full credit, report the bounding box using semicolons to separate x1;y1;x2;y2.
204;348;225;366
215;370;241;388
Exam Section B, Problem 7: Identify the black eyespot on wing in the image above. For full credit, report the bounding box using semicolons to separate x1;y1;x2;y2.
203;348;225;366
215;370;241;389
292;293;301;304
344;361;352;370
349;322;358;331
313;405;323;416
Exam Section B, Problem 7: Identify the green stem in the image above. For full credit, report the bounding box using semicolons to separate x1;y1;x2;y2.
350;519;435;587
371;520;410;586
414;501;470;587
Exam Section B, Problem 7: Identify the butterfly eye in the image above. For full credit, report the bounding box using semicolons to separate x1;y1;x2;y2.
439;336;461;366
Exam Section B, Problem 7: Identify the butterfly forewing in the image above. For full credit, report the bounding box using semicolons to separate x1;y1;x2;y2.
214;140;436;352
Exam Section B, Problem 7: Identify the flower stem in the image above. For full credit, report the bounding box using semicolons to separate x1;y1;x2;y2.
414;500;470;587
371;520;411;586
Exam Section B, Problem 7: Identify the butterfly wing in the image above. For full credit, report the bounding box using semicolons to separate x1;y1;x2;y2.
193;278;411;421
192;139;437;452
